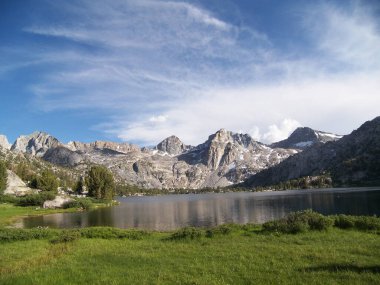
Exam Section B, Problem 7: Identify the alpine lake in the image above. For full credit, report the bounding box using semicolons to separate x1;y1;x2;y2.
18;187;380;230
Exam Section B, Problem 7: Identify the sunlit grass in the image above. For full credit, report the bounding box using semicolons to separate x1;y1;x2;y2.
0;229;379;284
0;203;79;227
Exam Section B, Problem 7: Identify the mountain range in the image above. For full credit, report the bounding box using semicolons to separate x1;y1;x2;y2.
1;117;378;189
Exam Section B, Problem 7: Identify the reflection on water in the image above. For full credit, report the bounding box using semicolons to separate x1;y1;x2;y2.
21;187;380;230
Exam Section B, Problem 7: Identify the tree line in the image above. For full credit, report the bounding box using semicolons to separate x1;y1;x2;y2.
0;158;115;200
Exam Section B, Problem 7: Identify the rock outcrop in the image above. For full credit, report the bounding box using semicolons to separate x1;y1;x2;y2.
4;170;37;196
66;141;140;154
0;135;11;150
156;136;191;156
11;131;61;157
43;195;73;209
43;146;84;167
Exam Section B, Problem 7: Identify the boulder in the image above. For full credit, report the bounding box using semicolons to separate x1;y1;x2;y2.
4;170;37;196
43;195;74;209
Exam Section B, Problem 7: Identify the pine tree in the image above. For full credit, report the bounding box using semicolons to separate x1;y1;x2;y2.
0;160;7;194
86;166;115;200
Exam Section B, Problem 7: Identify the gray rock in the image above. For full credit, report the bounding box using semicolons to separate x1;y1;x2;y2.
156;135;191;156
4;170;37;196
42;146;84;167
11;131;61;157
0;135;11;150
66;140;140;154
43;195;73;209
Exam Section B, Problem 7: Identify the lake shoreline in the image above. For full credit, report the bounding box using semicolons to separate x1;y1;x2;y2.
120;185;380;198
17;187;380;230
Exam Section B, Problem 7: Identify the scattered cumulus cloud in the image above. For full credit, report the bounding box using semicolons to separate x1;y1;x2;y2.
262;119;302;143
149;115;168;123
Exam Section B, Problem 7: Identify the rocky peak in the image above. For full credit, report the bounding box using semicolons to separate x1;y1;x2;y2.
11;131;61;157
205;129;233;169
207;129;232;143
203;129;262;169
156;135;189;156
0;135;11;150
271;127;342;150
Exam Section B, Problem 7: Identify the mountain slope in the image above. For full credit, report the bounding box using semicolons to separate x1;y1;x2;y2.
243;117;380;187
270;127;342;150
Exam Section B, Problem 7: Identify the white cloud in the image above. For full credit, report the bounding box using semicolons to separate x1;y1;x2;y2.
304;2;380;69
108;71;380;145
262;119;302;143
3;0;380;146
248;126;261;142
149;115;168;123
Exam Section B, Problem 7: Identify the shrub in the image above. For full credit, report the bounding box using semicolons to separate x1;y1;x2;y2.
333;215;380;231
353;216;380;231
306;212;334;231
169;227;203;240
50;230;80;244
206;224;234;238
62;200;81;209
79;227;147;240
334;215;355;229
0;228;58;243
16;192;56;207
77;198;94;210
262;210;333;234
0;194;18;204
63;198;94;210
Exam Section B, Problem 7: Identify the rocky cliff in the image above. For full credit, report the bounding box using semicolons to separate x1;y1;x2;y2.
156;136;191;156
11;131;61;157
0;135;11;150
66;140;140;154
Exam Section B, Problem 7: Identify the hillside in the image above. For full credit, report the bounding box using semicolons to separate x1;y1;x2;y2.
243;117;380;188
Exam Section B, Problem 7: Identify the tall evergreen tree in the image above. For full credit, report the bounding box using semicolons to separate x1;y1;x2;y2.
0;160;7;194
86;166;115;200
36;170;59;193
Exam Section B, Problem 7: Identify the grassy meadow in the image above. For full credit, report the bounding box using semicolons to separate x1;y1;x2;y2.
0;204;379;284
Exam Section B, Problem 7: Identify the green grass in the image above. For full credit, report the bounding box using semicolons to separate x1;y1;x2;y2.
0;201;114;227
0;204;74;227
0;206;379;284
0;228;379;284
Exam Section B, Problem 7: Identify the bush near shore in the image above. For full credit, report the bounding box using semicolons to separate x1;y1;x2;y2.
1;211;379;244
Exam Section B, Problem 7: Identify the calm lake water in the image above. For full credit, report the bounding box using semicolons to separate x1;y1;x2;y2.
19;187;380;230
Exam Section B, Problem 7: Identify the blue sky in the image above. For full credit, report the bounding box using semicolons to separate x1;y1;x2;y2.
1;0;380;146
